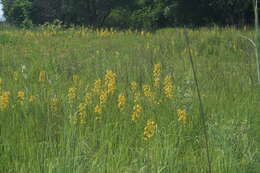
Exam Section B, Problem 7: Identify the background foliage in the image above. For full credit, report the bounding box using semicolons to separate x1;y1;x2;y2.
1;0;255;29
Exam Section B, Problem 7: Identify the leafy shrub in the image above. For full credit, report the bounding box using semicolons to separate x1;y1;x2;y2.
3;0;33;27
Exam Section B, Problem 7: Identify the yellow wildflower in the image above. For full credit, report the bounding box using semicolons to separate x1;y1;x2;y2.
78;103;86;116
117;93;126;110
131;104;142;123
163;75;173;98
153;64;161;88
143;85;154;100
134;92;141;103
68;87;77;103
99;90;108;105
154;77;160;89
144;120;157;140
84;92;92;105
17;90;25;104
105;70;116;94
39;71;46;82
94;104;102;114
92;79;102;94
177;109;187;124
0;91;11;110
130;81;137;92
78;103;87;124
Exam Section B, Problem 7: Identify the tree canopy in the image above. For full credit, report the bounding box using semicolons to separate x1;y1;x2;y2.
2;0;255;29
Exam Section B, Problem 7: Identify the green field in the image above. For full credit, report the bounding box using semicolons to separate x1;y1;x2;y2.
0;26;259;173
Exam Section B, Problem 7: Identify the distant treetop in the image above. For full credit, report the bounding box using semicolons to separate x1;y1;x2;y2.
1;0;255;29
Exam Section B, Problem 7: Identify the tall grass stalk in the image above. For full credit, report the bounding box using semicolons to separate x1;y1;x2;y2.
254;0;260;83
184;31;212;173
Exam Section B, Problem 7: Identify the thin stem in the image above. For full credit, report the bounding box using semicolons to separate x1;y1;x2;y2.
184;31;212;173
254;0;260;83
238;34;256;48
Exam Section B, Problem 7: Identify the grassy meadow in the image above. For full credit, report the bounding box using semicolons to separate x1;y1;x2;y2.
0;26;259;173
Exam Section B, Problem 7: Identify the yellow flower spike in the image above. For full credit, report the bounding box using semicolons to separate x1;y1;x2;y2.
177;109;187;124
163;75;173;98
144;120;157;140
78;103;86;115
143;85;155;101
133;104;142;113
154;77;160;89
105;70;116;94
134;92;141;103
117;93;126;110
153;64;161;88
84;92;92;105
94;104;102;114
0;91;11;110
78;103;87;124
17;90;25;104
92;79;102;94
130;81;137;92
67;87;77;104
143;85;150;97
131;104;142;123
99;90;108;105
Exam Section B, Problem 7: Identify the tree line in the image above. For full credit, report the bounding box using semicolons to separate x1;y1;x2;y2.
2;0;254;29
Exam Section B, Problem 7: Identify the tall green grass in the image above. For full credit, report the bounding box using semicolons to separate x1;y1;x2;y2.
184;31;212;173
0;27;259;173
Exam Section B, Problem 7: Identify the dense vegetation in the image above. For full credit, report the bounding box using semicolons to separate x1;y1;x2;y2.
0;25;259;172
0;1;259;172
2;0;254;29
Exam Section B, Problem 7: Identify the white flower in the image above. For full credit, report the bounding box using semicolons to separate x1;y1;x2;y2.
21;64;26;73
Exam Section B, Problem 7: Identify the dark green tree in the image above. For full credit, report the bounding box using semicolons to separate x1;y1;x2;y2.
2;0;33;26
3;0;126;27
1;0;257;28
209;0;253;25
